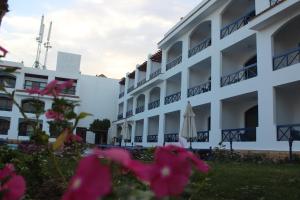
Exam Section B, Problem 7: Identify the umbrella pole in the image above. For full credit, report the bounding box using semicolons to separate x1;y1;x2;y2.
189;139;192;149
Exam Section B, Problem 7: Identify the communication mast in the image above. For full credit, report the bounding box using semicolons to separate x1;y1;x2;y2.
33;15;45;68
43;21;52;69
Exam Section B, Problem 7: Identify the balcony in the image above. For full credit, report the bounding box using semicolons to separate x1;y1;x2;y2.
222;128;256;142
150;68;161;80
270;0;284;6
134;136;143;143
196;131;209;142
221;10;255;39
147;135;158;143
166;56;182;71
164;133;179;143
117;113;123;120
164;92;181;105
24;80;46;90
119;92;124;98
188;81;211;97
127;85;135;93
188;37;211;58
277;124;300;141
0;75;16;88
273;47;300;71
135;106;145;114
148;99;160;110
126;110;133;118
137;78;146;88
221;63;257;87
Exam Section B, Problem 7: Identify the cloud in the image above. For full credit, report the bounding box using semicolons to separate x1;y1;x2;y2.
0;0;200;79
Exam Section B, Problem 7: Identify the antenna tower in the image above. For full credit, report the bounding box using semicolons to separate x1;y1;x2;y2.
43;21;52;69
33;15;45;68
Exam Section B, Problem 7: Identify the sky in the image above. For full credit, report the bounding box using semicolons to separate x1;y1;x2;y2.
0;0;200;79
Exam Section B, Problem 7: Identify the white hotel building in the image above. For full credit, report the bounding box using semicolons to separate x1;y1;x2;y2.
0;52;119;143
114;0;300;152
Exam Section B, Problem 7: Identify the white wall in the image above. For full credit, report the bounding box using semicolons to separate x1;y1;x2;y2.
135;120;144;136
165;111;180;134
189;59;211;88
194;104;211;131
148;116;159;135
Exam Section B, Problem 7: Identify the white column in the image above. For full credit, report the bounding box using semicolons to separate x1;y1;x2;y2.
157;113;165;146
161;50;167;73
142;118;148;146
181;35;189;63
131;121;136;146
210;99;222;148
146;54;152;81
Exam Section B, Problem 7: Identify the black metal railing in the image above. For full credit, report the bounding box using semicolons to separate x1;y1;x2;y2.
147;134;158;143
196;131;209;142
137;78;146;87
220;10;255;39
188;81;211;97
119;92;124;98
188;37;211;58
164;133;179;143
221;63;257;87
164;92;181;105
166;56;182;71
150;68;161;80
277;124;300;141
148;99;160;110
134;136;143;143
222;128;256;143
117;113;123;120
127;85;135;93
135;105;145;114
270;0;284;6
273;47;300;70
126;110;133;117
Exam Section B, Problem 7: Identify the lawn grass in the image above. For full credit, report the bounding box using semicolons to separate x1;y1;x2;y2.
185;162;300;200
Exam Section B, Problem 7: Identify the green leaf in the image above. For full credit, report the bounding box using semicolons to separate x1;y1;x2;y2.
77;112;92;120
52;130;68;150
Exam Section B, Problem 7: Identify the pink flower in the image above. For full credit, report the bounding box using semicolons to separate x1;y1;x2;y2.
41;80;61;97
25;87;42;95
62;155;112;200
93;148;132;167
65;134;83;144
1;175;26;200
0;164;26;200
59;80;74;90
45;110;64;121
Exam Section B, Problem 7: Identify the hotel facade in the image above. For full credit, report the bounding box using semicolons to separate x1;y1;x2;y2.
114;0;300;152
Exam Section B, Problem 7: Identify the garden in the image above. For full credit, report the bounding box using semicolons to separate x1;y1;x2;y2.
0;67;299;200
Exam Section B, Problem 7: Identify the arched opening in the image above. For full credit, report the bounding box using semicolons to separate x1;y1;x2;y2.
136;94;145;114
0;95;13;111
272;14;300;70
166;41;182;70
149;87;160;110
189;21;211;57
0;74;16;88
22;99;45;114
0;118;10;135
221;0;255;38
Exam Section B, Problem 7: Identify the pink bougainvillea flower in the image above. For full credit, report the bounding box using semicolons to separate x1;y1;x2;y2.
93;148;132;168
62;155;112;200
45;110;64;121
40;80;61;97
65;134;83;144
25;87;42;95
59;80;74;90
0;163;15;180
1;175;26;200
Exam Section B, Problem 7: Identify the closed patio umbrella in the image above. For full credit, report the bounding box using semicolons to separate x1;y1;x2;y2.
121;120;130;146
180;101;197;149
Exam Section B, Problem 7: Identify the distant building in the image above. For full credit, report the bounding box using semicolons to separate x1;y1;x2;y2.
0;52;119;143
113;0;300;152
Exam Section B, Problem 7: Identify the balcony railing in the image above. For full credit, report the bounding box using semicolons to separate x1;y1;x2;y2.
135;105;145;114
222;128;256;142
273;47;300;71
126;110;133;117
188;81;211;97
277;124;300;141
148;99;160;110
150;68;161;80
166;56;182;71
196;131;209;142
117;113;123;120
134;136;143;143
127;85;135;93
137;78;146;87
119;92;124;98
164;133;179;143
270;0;284;6
220;10;255;39
221;63;257;87
164;92;181;105
188;37;211;58
147;134;158;143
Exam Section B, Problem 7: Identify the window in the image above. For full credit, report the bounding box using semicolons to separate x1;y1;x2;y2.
0;118;10;135
0;95;13;111
0;75;16;88
21;99;45;114
18;120;42;136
